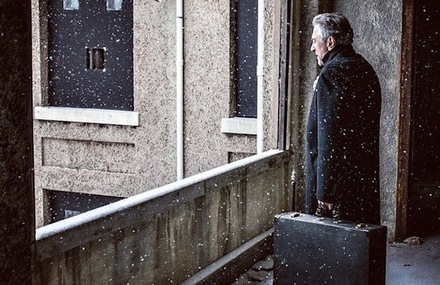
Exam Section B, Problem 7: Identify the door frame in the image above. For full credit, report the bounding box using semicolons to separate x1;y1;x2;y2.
396;0;415;240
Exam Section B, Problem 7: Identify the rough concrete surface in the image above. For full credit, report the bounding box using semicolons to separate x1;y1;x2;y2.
232;255;273;285
232;234;440;285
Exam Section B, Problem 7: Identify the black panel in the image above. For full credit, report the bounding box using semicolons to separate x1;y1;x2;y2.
0;1;34;283
411;0;440;179
235;0;258;118
47;190;122;223
48;0;133;110
273;213;387;285
408;0;440;236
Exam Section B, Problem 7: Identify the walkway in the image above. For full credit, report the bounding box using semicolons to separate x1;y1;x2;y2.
231;234;440;285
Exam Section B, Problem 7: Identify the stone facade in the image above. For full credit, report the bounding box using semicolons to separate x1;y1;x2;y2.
31;0;427;241
32;0;282;227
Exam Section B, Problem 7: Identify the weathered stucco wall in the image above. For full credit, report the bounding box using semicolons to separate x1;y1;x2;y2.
183;0;281;176
183;0;234;175
291;0;403;239
32;0;178;226
134;0;178;188
32;0;284;226
290;0;321;212
333;0;403;241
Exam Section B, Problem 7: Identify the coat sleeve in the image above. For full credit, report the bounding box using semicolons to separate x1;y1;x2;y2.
314;66;348;203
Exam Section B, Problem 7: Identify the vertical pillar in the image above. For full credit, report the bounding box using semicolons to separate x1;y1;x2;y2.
0;0;34;284
395;0;414;242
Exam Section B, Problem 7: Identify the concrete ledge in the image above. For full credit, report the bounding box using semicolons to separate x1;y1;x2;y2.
35;150;287;261
34;106;139;126
35;149;290;283
180;228;274;285
221;117;257;135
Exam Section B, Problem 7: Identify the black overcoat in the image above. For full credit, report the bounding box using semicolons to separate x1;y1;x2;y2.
305;44;381;224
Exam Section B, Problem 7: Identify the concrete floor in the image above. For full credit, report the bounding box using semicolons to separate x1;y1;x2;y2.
387;234;440;285
232;234;440;285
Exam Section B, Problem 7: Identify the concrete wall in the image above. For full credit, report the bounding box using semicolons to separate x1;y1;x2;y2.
183;0;281;175
289;0;321;212
290;0;404;240
34;150;290;284
332;0;403;240
32;0;284;227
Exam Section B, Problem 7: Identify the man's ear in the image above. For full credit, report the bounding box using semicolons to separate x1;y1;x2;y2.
326;36;336;51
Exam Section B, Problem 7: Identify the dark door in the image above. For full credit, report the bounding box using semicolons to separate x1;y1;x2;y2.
408;0;440;236
47;190;122;224
48;0;133;110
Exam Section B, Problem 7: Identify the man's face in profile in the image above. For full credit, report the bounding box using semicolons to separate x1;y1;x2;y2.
311;26;329;66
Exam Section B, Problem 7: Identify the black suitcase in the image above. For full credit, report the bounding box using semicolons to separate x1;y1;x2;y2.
273;212;387;285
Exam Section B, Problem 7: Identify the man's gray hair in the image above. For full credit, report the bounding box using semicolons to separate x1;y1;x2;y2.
312;12;354;45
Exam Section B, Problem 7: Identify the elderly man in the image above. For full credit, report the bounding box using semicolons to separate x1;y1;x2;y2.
306;12;381;224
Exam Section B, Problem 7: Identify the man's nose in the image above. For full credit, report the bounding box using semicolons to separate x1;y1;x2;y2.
310;44;314;52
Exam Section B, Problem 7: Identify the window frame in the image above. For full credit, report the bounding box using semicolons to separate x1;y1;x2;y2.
222;0;259;135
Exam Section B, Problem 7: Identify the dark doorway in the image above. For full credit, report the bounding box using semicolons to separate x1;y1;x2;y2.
47;0;133;110
408;0;440;236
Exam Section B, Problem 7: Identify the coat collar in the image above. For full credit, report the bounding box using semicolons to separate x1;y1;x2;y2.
321;44;355;66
